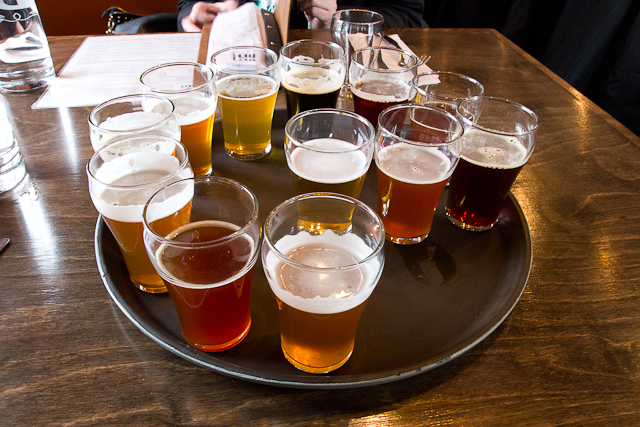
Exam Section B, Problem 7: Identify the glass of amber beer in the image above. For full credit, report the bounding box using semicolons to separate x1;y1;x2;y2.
211;46;279;161
412;72;484;114
143;176;260;352
279;40;345;119
350;47;418;128
87;135;193;293
375;104;463;244
446;96;538;231
140;62;217;176
262;192;385;373
88;94;181;152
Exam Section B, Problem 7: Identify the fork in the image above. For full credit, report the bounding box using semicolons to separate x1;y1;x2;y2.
416;55;431;67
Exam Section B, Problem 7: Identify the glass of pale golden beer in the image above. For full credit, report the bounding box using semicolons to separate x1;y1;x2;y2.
140;62;217;177
88;94;181;152
375;104;463;244
412;71;484;114
143;176;261;352
87;135;193;293
350;46;418;128
446;96;538;231
262;192;385;373
278;40;345;119
210;46;279;161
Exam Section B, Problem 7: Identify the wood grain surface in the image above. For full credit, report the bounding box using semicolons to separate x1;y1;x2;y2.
0;29;638;426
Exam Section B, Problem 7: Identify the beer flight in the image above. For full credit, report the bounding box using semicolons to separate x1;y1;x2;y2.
86;37;539;375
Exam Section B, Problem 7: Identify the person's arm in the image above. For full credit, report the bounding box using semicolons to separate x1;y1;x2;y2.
177;0;241;32
297;0;337;29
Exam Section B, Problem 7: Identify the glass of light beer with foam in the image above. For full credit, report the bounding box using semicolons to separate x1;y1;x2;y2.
446;96;538;231
140;63;217;176
87;135;193;293
143;177;261;352
211;46;279;161
88;94;181;152
375;104;463;244
262;192;385;373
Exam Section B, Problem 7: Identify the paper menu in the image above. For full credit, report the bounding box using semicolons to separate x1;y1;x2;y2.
32;33;201;109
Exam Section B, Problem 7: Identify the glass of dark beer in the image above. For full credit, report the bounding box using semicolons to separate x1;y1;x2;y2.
279;40;345;119
143;176;261;352
412;71;485;114
350;46;418;128
446;96;539;231
262;192;385;374
375;104;464;244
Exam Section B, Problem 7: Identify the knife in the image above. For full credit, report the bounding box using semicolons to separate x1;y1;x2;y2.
383;35;403;50
0;237;9;253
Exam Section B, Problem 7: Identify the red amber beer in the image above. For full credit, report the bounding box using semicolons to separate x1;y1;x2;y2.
375;105;463;244
262;193;385;373
143;177;260;352
446;96;538;231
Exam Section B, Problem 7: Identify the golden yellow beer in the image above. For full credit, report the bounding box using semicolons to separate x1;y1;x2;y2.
217;75;278;160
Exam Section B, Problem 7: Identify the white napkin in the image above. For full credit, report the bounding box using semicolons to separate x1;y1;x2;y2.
384;34;433;75
206;3;267;67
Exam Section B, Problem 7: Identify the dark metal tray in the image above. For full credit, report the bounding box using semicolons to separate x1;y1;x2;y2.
95;116;532;389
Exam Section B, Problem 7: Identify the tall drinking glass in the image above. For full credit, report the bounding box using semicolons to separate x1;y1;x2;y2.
88;94;181;152
412;71;485;114
262;192;385;374
279;40;345;119
143;176;261;352
140;62;217;177
350;46;418;128
330;9;384;102
446;96;538;231
87;135;193;293
211;46;279;161
375;104;463;244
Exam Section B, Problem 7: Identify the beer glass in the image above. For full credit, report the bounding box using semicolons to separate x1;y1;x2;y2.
88;94;181;152
210;46;279;161
330;9;384;101
87;135;193;293
375;104;463;244
279;40;345;119
350;46;418;128
412;71;485;114
140;62;217;176
446;96;538;231
262;192;385;373
143;176;261;352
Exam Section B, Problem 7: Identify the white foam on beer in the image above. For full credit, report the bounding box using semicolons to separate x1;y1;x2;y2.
376;143;452;184
156;220;256;289
169;94;217;126
351;79;412;103
91;151;191;223
217;75;278;100
288;138;369;184
91;111;179;151
281;67;343;95
461;129;529;169
264;230;382;314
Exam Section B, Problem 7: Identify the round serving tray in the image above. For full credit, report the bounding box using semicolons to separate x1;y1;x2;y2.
95;118;532;389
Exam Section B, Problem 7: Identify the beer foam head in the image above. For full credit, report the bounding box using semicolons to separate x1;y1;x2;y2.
288;138;370;184
168;94;217;126
217;75;278;100
351;78;412;103
281;67;343;95
461;129;529;168
264;230;382;314
376;142;452;184
91;111;180;151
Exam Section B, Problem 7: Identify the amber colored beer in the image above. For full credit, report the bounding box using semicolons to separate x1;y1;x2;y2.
264;230;381;373
173;95;216;177
376;143;451;244
351;79;412;128
156;220;255;352
446;130;528;231
217;75;278;160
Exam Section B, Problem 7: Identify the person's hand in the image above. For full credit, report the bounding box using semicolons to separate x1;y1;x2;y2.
181;0;239;32
297;0;337;29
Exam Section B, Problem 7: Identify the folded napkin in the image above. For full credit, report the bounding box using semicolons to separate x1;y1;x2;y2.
383;34;432;75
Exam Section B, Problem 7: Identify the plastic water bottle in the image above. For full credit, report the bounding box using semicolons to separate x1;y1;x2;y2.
0;0;54;92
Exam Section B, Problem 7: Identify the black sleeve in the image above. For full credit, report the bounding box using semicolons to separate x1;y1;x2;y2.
336;0;426;28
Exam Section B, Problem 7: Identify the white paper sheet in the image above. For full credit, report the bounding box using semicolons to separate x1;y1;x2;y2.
32;33;201;109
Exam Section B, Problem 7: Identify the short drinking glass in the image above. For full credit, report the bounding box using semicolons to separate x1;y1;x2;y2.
412;71;485;114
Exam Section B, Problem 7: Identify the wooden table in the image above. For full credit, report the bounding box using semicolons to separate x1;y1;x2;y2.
1;29;639;425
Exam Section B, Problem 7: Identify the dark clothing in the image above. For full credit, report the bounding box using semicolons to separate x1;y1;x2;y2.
177;0;425;32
